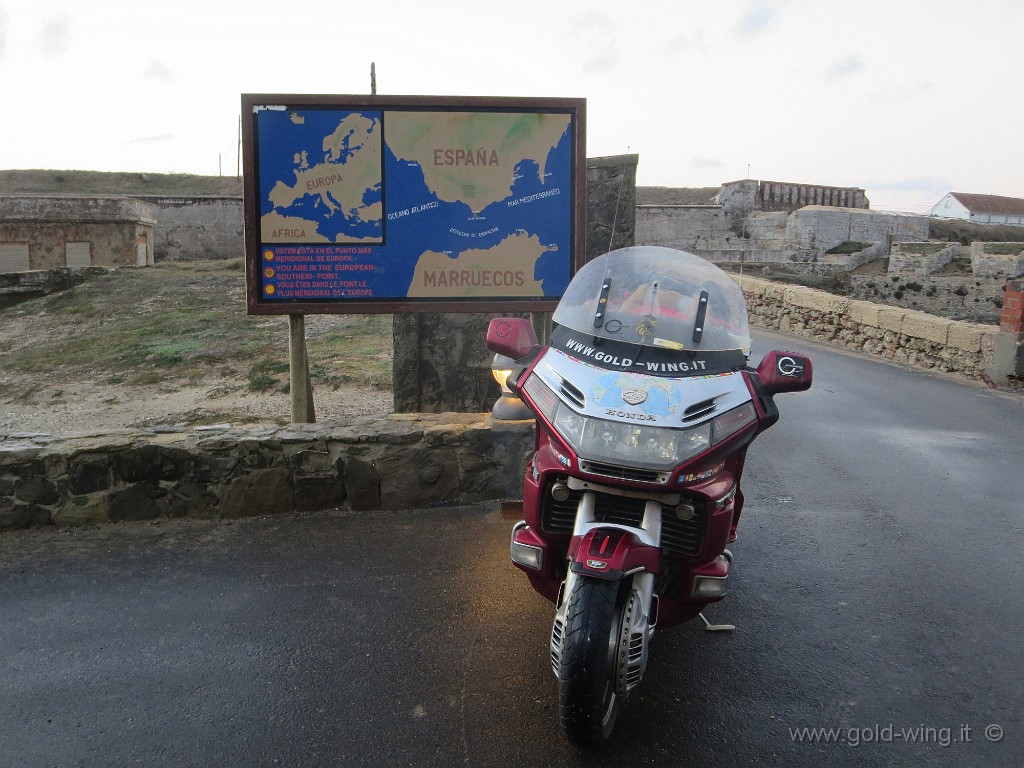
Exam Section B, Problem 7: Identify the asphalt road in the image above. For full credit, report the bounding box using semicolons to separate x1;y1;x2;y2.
2;331;1022;767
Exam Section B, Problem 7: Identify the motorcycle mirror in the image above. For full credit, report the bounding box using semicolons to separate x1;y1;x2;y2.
486;317;538;361
756;350;813;394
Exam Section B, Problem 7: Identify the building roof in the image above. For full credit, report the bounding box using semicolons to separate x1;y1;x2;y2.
948;193;1024;217
636;186;721;206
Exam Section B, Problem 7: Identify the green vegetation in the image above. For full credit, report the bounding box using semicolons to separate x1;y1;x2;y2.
0;169;242;197
982;242;1024;255
825;241;870;255
929;218;1024;245
0;261;393;396
898;242;948;254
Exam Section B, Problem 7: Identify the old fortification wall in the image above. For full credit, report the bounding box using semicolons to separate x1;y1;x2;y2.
636;203;926;269
970;242;1024;278
143;196;244;262
787;206;929;253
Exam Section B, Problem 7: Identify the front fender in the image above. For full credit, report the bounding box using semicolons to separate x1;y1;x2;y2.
568;527;660;581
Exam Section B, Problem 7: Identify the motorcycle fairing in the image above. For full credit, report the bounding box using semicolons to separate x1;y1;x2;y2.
530;347;755;428
567;527;661;581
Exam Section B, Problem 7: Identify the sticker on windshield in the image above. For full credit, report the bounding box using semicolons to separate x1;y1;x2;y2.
652;338;685;351
636;316;657;336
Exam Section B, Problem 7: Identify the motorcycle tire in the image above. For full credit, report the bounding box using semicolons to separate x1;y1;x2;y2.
557;576;625;747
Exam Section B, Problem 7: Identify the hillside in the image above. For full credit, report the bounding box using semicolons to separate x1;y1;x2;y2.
0;260;392;434
0;169;242;197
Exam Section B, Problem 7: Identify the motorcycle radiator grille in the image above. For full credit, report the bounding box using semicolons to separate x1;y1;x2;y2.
541;487;705;556
579;460;668;484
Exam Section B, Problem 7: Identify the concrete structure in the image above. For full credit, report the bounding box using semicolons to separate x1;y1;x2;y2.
636;178;924;269
141;195;244;261
788;206;929;259
719;178;868;215
992;279;1024;383
930;193;1024;226
0;195;155;271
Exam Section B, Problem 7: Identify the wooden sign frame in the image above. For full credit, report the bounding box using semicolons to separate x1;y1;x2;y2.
242;94;586;315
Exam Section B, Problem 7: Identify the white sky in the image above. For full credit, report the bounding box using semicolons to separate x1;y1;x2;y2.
0;0;1021;212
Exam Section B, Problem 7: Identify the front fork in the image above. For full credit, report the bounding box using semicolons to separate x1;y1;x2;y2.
549;491;660;696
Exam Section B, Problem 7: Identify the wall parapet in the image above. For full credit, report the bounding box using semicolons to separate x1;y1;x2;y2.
1;414;534;532
734;275;999;379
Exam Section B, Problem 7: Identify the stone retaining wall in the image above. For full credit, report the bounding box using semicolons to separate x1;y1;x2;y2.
736;275;997;377
1;414;534;532
0;266;109;304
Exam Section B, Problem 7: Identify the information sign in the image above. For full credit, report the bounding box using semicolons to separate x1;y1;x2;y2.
242;94;585;314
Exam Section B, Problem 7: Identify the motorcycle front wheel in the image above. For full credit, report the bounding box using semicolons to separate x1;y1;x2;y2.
557;576;625;747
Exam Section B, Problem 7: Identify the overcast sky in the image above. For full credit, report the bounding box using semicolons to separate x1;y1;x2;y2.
1;0;1021;212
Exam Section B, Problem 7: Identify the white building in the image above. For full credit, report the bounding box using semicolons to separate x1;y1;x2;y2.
930;192;1024;225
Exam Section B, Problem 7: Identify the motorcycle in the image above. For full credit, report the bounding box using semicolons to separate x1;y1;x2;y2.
486;245;812;746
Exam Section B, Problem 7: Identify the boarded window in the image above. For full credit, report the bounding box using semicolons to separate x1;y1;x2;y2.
66;241;92;267
0;242;31;273
137;234;149;266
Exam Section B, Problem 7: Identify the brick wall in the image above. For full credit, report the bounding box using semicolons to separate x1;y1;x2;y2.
1001;279;1024;334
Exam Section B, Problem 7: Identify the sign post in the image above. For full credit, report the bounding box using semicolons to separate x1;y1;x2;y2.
288;314;315;423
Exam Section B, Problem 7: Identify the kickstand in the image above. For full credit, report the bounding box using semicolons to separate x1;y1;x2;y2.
698;612;736;632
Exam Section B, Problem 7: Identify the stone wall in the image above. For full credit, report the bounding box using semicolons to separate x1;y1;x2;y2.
586;155;638;262
144;196;244;262
970;242;1024;279
636;197;928;270
786;206;929;254
756;180;868;212
717;179;868;215
1;414;534;531
888;242;961;275
0;267;108;305
736;275;997;378
635;206;731;252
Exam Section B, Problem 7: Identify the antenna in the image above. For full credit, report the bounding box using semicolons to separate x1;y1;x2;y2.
608;147;631;252
370;62;377;95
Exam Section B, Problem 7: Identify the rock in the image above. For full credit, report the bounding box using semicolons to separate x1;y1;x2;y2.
107;484;162;523
219;467;293;519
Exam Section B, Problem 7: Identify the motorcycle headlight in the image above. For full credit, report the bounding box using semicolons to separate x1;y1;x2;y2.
522;374;716;471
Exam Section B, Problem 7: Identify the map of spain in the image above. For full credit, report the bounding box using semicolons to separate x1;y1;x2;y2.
253;103;576;301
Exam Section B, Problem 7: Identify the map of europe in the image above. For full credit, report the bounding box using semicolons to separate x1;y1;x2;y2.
254;106;575;302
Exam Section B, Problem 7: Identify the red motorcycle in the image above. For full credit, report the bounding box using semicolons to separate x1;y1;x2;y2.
487;246;812;746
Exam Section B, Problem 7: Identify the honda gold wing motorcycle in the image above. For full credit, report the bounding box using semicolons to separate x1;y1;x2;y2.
486;245;812;747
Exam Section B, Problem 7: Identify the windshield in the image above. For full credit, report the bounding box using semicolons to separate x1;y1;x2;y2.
553;246;751;355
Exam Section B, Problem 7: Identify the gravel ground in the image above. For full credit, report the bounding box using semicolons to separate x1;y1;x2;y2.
0;377;392;435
